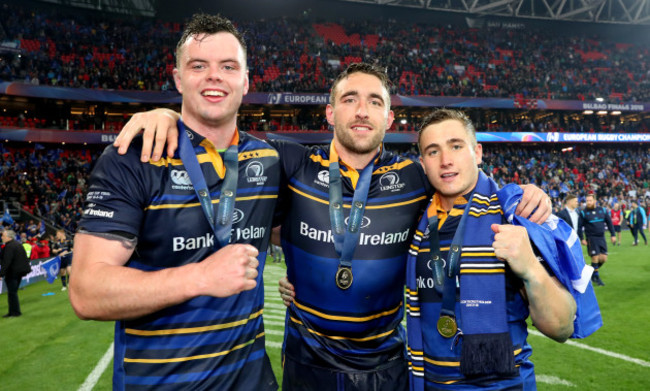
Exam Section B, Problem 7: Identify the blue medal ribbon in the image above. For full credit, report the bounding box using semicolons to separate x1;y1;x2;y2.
328;151;375;289
178;120;239;249
427;192;474;336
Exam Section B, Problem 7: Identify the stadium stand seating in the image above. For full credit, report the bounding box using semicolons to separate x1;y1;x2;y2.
1;3;649;101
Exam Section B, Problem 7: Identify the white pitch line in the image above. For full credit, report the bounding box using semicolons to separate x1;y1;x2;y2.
78;342;114;391
266;329;284;336
265;302;288;310
529;329;650;367
536;374;575;387
266;341;283;349
264;314;286;321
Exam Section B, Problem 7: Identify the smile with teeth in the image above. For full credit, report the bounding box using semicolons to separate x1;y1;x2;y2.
351;125;372;131
202;90;226;97
441;173;457;178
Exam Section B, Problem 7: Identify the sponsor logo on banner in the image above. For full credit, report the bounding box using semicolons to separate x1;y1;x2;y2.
546;132;560;142
268;93;283;104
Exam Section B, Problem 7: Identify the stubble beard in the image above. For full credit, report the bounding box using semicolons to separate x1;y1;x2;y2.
334;123;385;155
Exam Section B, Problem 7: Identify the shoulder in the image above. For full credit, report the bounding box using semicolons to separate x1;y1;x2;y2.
240;132;278;153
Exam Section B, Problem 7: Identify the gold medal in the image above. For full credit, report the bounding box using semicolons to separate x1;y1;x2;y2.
335;266;353;290
437;315;457;338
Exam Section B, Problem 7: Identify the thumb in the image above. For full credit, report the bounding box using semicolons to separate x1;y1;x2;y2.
491;223;502;234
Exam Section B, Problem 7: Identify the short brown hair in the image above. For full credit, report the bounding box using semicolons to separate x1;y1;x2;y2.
329;62;392;106
564;194;577;204
417;108;476;153
176;14;247;68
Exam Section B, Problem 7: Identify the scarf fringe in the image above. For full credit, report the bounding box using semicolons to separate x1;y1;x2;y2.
460;332;517;377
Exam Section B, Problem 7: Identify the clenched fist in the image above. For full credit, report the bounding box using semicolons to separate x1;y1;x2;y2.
194;243;260;297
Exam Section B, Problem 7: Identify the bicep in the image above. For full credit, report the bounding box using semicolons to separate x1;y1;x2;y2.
72;232;135;271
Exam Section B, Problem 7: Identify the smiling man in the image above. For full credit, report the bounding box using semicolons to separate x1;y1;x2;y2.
70;14;279;390
405;109;600;390
113;63;554;390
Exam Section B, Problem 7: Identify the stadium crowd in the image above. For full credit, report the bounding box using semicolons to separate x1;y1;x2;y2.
1;142;649;247
1;146;97;256
1;2;649;102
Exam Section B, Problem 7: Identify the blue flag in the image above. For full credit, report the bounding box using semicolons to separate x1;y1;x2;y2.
41;256;61;284
2;208;13;225
57;189;67;201
39;221;46;236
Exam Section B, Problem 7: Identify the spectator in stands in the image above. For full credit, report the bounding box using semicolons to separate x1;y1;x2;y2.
30;239;50;260
19;232;32;258
2;2;650;101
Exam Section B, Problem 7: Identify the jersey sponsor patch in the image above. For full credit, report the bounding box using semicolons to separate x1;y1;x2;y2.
246;161;267;185
380;171;406;192
170;169;194;190
314;170;330;187
83;203;115;218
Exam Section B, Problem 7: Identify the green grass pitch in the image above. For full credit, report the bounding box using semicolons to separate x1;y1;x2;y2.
1;242;649;390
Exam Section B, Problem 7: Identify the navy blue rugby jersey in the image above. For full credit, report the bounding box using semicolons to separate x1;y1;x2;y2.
581;206;615;239
79;129;279;391
409;194;535;389
272;140;430;370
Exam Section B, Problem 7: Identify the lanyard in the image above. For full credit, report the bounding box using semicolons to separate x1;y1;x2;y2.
427;192;474;337
328;152;374;289
178;121;239;249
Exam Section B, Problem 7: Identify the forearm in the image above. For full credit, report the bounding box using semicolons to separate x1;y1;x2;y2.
522;263;576;342
69;233;201;321
70;259;200;321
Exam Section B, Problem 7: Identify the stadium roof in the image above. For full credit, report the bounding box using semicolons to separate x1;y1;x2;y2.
339;0;650;25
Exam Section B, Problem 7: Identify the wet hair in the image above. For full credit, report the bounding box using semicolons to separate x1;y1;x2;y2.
175;13;247;67
417;108;476;153
329;62;392;107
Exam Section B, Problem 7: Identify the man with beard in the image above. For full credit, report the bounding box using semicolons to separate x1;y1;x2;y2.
580;194;616;286
114;63;551;390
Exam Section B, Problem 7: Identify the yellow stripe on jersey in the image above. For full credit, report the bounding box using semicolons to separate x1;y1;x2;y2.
290;317;396;342
123;332;265;364
288;184;426;210
460;252;496;257
147;148;277;169
144;194;278;211
293;300;402;322
373;159;415;174
460;268;506;274
125;309;263;336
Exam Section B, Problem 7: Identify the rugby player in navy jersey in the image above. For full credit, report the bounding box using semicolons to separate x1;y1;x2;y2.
405;109;583;390
70;14;279;390
114;63;552;390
